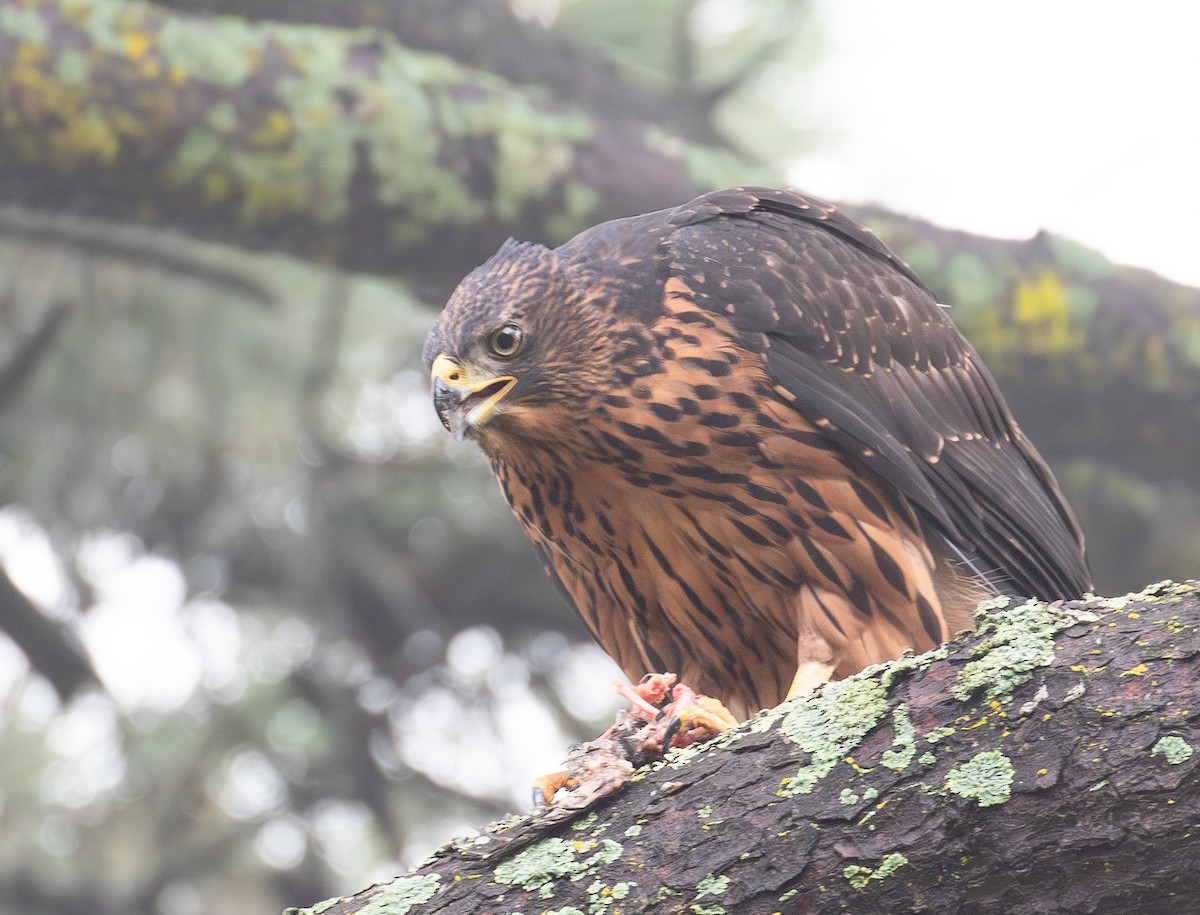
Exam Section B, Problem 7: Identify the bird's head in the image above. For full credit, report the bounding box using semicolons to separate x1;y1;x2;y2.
423;240;617;447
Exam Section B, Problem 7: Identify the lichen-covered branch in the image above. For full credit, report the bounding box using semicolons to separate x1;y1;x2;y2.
146;0;731;147
0;0;767;282
290;582;1200;914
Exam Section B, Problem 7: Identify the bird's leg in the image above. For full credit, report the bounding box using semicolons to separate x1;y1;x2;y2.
785;628;837;699
786;661;836;699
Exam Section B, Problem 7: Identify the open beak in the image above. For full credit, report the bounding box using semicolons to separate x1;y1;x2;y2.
430;353;516;441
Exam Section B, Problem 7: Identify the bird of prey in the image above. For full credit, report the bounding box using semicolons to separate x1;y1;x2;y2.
425;187;1091;722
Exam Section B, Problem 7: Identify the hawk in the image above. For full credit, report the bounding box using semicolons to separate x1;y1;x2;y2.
424;187;1090;721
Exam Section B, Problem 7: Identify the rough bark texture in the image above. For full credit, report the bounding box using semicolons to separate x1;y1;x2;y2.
289;583;1200;914
0;0;765;284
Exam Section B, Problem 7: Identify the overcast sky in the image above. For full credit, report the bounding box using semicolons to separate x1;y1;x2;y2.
791;1;1200;287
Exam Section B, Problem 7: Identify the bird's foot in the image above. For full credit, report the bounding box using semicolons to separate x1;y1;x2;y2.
532;737;636;810
612;673;738;751
659;683;740;748
534;673;737;808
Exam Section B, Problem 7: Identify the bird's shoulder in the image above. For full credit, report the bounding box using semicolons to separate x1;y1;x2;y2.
556;186;945;357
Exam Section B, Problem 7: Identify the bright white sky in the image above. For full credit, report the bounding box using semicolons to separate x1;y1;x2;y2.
791;1;1200;287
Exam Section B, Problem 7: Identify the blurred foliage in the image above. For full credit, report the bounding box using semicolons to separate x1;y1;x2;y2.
0;2;1197;914
0;224;625;912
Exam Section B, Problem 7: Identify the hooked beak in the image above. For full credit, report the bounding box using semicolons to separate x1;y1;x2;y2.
430;353;517;441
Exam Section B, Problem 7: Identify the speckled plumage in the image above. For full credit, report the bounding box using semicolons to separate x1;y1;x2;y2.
424;187;1091;720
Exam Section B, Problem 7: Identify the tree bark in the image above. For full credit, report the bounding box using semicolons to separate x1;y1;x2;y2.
0;0;765;285
288;583;1200;914
146;0;731;146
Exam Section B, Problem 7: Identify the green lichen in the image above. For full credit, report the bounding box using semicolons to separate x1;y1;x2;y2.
0;5;49;43
880;705;916;771
879;644;950;691
695;874;730;898
975;594;1013;614
1;0;662;260
777;675;890;797
896;240;943;280
839;788;860;805
54;49;90;85
1151;735;1194;764
1091;580;1196;612
696;804;713;819
953;598;1094;703
946;750;1014;807
354;874;440;915
284;898;343;915
677;135;775;193
546;908;586;915
493;838;622;893
924;726;956;744
1046;234;1117;281
944;251;1007;316
918;751;936;766
624;824;643;838
843;853;909;889
286;873;441;915
586;878;636;912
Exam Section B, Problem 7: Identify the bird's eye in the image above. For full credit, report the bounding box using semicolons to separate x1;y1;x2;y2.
488;323;525;358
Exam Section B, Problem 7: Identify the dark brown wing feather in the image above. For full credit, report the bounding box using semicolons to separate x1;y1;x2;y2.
560;186;1091;600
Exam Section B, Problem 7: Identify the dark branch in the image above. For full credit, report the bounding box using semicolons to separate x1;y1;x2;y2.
0;566;98;700
290;584;1200;914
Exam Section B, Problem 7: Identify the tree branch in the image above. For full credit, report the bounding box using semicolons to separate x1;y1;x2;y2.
289;583;1200;914
0;565;97;699
0;206;281;306
145;0;730;146
0;297;69;413
0;0;768;284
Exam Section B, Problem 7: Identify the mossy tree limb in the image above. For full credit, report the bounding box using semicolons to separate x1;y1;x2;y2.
0;0;766;284
291;583;1200;914
146;0;732;147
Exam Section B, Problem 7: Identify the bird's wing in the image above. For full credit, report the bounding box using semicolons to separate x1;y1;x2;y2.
588;186;1089;600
